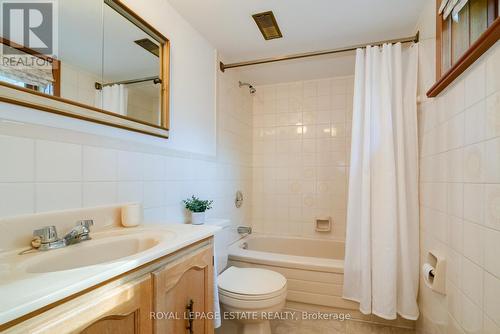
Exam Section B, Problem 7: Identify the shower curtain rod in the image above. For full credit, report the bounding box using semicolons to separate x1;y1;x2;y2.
219;31;419;72
94;76;162;90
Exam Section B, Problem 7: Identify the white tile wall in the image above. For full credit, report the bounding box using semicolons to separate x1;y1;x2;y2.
36;140;82;182
83;182;117;207
251;77;354;240
416;1;500;333
35;183;82;212
0;183;35;217
0;66;252;229
0;135;34;182
82;146;118;181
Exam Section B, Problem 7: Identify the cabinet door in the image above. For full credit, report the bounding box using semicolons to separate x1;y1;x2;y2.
79;275;152;334
152;245;214;334
5;275;152;334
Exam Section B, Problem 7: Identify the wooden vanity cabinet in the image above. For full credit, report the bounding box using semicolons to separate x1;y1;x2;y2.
2;239;214;334
4;275;153;334
80;275;152;334
152;244;214;334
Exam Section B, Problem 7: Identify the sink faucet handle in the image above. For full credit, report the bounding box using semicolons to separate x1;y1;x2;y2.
33;226;59;243
77;220;94;230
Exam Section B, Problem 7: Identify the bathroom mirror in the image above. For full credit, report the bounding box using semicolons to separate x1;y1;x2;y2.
0;0;169;138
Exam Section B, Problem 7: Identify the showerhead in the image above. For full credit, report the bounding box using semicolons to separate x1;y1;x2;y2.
239;81;256;94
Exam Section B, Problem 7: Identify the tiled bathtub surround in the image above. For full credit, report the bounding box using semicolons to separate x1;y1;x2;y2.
251;77;354;240
0;68;252;228
416;0;500;333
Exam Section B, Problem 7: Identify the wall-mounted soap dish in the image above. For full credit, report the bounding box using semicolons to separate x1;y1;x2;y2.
315;217;332;232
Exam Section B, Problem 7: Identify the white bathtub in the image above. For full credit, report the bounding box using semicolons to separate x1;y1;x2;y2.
227;234;358;310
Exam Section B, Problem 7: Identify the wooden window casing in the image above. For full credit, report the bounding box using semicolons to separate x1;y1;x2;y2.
427;0;499;97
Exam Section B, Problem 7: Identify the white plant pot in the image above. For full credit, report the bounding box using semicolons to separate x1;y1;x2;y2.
191;212;206;225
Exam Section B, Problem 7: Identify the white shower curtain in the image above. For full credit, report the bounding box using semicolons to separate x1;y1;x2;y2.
343;43;419;320
95;84;128;116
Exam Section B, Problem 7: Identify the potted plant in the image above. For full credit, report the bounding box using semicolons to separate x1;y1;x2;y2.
183;196;214;225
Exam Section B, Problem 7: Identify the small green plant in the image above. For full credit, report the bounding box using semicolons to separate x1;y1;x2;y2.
183;196;214;213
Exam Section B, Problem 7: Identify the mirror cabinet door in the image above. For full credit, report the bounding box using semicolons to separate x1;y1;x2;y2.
0;0;169;136
0;0;104;101
101;1;163;126
59;0;104;106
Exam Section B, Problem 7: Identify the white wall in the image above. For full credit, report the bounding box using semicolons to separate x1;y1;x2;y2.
415;1;500;333
251;76;354;240
0;1;251;227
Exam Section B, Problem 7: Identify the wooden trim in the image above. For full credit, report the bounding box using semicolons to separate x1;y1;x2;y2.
0;95;169;139
160;40;170;130
435;0;443;81
427;16;500;97
0;238;212;331
487;0;498;25
52;59;61;97
0;81;167;130
106;0;168;43
0;37;57;63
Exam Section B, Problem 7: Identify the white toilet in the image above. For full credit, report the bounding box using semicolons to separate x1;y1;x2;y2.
211;220;287;334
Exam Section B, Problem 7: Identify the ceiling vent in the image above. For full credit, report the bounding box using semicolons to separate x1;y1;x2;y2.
252;11;283;40
134;38;159;57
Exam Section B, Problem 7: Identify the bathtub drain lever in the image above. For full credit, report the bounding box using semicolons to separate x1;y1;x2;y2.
237;226;252;235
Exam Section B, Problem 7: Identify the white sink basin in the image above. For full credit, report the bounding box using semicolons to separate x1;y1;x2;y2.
21;232;166;273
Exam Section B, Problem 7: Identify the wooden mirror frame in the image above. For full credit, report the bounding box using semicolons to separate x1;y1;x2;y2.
0;0;170;139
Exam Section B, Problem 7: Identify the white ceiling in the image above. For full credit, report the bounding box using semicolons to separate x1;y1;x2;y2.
167;0;425;85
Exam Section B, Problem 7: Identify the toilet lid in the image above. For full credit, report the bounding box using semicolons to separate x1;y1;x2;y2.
218;267;286;296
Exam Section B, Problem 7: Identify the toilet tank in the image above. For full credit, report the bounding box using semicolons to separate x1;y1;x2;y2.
205;219;240;274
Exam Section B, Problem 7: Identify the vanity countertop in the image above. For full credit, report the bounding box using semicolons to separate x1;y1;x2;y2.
0;223;219;326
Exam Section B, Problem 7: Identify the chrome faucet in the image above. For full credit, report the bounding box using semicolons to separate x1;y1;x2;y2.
32;225;65;251
63;220;94;245
28;220;94;252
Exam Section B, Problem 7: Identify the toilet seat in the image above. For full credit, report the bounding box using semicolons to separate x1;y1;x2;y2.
218;267;286;296
218;267;287;310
